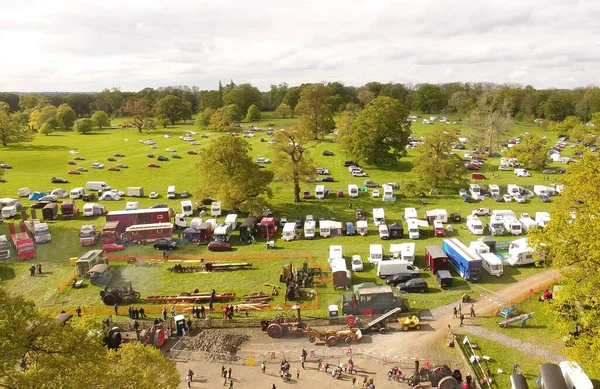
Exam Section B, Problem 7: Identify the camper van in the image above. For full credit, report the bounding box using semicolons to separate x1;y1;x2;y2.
372;208;385;226
488;215;505;236
167;186;176;199
304;219;316;239
407;219;420;239
368;244;383;264
535;212;551;228
378;224;389;240
488;184;500;197
348;184;358;198
377;260;419;279
70;187;86;199
466;215;484;235
424;209;448;223
514;168;531;177
319;220;331;237
356;220;368;236
181;200;193;216
507;184;520;197
382;184;395;201
282;222;297;241
469;184;482;199
329;245;343;264
504;217;523;235
481;253;503;276
404;207;417;220
85;181;110;191
315;185;325;200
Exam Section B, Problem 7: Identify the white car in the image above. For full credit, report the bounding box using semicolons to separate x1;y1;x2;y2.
149;192;159;199
372;190;380;198
150;145;158;149
146;140;156;145
69;150;79;154
256;157;271;164
182;136;194;141
514;194;526;203
503;194;512;202
268;140;278;144
498;165;511;171
191;141;200;145
166;148;176;152
125;202;139;210
91;162;105;169
351;255;364;272
352;171;367;177
164;134;171;138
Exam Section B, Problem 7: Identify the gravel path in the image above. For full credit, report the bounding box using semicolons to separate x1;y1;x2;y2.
462;325;563;363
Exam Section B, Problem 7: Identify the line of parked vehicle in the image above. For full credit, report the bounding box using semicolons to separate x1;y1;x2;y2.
460;182;557;204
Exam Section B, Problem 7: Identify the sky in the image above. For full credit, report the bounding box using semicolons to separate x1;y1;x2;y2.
1;0;599;92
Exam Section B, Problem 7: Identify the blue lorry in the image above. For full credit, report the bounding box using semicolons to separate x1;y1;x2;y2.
442;238;483;281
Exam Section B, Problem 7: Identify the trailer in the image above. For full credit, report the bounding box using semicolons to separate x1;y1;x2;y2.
126;187;144;197
389;242;415;264
61;201;78;219
507;237;542;266
239;217;257;243
83;203;106;217
425;245;449;274
205;262;253;271
319;220;331;238
197;222;213;244
105;208;171;233
330;257;351;289
356;220;368;236
8;222;36;260
341;283;408;315
79;225;98;246
382;184;396;202
24;220;51;244
213;222;233;242
101;221;121;244
303;219;315;239
315;185;325;200
144;292;236;304
42;202;58;220
346;306;404;334
75;249;107;277
372;208;385;226
424;209;448;224
348;184;359;198
0;235;11;259
442;238;483;281
125;222;173;243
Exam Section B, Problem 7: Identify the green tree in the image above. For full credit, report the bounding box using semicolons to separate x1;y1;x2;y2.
73;118;93;134
282;87;301;114
67;93;94;117
340;96;411;165
275;103;293;118
295;83;336;139
40;105;57;124
18;93;49;111
411;129;467;189
223;83;262;115
591;112;600;127
28;109;42;130
153;95;192;125
356;86;375;108
91;111;111;129
550;115;581;135
504;134;549;169
245;104;261;121
120;98;153;133
0;104;28;146
543;94;571;121
529;153;600;378
196;136;273;213
197;90;224;111
568;124;588;142
227;104;243;122
272;127;315;203
39;121;54;136
465;90;513;155
209;107;236;131
196;107;215;127
413;84;446;113
56;104;77;130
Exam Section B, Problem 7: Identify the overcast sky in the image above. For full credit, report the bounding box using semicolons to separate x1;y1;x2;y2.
1;0;599;92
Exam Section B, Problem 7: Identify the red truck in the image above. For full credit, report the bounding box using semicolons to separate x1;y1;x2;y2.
79;225;98;246
8;222;36;260
101;221;121;244
259;217;277;239
61;201;79;219
105;208;171;233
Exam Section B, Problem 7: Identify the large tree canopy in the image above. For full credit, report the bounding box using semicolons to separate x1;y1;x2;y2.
466;90;513;155
196;136;273;213
295;83;336;139
56;104;77;131
223;83;262;115
153;94;192;125
504;134;549;169
340;96;411;165
413;84;446;113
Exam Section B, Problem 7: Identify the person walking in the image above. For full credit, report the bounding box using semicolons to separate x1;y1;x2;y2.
453;307;458;319
162;250;167;260
188;369;194;382
272;385;277;389
513;363;520;374
37;263;42;274
139;307;145;319
29;265;36;276
228;367;232;379
113;302;118;316
228;380;233;389
128;306;133;319
459;313;465;327
301;355;305;369
470;304;476;317
261;361;266;374
170;305;176;316
162;307;168;321
222;365;226;377
352;376;357;387
186;374;191;388
200;305;206;318
458;303;462;315
75;306;82;317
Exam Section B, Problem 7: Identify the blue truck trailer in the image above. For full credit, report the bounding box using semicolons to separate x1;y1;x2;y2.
442;238;483;281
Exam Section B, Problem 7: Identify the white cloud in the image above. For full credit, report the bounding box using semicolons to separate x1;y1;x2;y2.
0;0;599;91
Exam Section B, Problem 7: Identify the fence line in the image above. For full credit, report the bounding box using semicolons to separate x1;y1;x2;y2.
57;271;77;294
487;274;562;316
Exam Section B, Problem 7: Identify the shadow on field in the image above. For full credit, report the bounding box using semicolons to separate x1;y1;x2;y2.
9;144;69;152
0;267;16;281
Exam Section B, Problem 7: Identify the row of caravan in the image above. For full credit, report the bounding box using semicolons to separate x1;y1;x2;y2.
467;211;551;236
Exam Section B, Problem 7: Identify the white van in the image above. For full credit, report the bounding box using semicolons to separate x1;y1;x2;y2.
83;203;106;216
181;200;193;217
70;188;85;199
378;224;389;240
167;186;176;199
85;181;110;191
282;222;297;241
481;253;503;276
315;185;325;200
404;207;417;220
514;168;531;177
372;208;385;226
377;260;419;279
348;184;358;198
368;244;383;264
407;219;420;239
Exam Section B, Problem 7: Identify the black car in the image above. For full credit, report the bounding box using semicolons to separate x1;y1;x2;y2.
107;157;116;162
364;180;379;188
51;177;68;184
321;176;334;182
295;217;304;229
180;191;189;198
157;156;169;161
385;273;413;286
557;168;566;174
147;153;155;158
153;239;177;251
172;154;181;159
114;153;125;157
150;203;169;209
396;278;429;293
322;150;334;156
0;163;13;169
343;160;356;167
538;194;551;203
74;156;85;161
31;200;56;209
187;150;198;155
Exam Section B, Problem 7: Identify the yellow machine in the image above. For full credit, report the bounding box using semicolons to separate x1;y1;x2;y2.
399;316;421;331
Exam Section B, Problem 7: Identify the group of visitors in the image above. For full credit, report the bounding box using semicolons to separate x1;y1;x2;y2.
191;305;206;319
127;306;145;319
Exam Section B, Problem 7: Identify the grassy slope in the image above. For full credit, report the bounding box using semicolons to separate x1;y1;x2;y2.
0;112;568;315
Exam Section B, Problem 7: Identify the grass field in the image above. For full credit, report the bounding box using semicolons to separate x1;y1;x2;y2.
0;111;568;316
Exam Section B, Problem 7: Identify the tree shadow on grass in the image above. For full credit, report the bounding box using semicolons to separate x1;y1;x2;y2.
8;144;69;152
0;267;16;281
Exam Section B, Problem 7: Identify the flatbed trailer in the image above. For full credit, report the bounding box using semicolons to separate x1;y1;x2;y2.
206;262;253;271
346;306;404;334
144;292;236;304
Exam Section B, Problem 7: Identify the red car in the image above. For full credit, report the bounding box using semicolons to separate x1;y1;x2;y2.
473;155;486;161
108;167;121;171
147;163;160;168
101;243;124;252
68;170;80;175
208;241;232;251
466;164;480;170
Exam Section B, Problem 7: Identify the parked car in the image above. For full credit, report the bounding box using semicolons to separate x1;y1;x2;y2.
503;194;512;202
321;176;334;182
74;156;85;161
459;188;467;196
208;240;232;251
385;273;413;286
114;153;125;157
557;168;567;174
191;141;200;145
538;194;551;203
147;154;155;158
0;163;12;169
498;165;511;171
542;169;555;174
187;150;197;155
351;255;364;272
153;239;177;251
166;148;176;152
492;194;503;202
157;156;169;161
322;150;334;156
303;191;310;199
396;278;429;293
68;170;80;175
352;171;367;177
76;167;88;172
108;167;120;172
181;191;189;198
336;190;344;197
256;157;271;164
51;177;68;183
172;154;181;159
471;208;491;216
364;180;379;188
148;163;160;168
91;162;104;169
107;157;116;162
149;192;159;199
465;164;480;170
150;203;168;209
102;243;125;252
344;161;356;167
116;164;128;168
514;194;526;203
67;161;76;165
371;190;380;198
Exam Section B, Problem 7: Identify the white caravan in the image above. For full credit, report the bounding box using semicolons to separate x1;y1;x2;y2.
378;224;389;240
469;241;490;255
211;201;222;217
389;243;415;264
535;212;551;228
167;185;176;199
356;220;368;236
481;253;504;276
504;217;522;235
315;185;325;200
372;208;385;226
368;244;384;264
466;215;484;235
488;184;500;197
488;215;505;236
282;222;297;241
304;220;316;239
224;214;238;229
407;219;420;239
519;215;538;233
328;245;343;265
404;207;417;220
507;237;542;266
348;184;359;198
319;220;331;237
181;200;193;216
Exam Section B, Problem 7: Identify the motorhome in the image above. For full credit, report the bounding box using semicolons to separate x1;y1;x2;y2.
488;215;505;236
0;198;21;209
389;243;416;264
407;219;420;239
469;184;482;199
319;220;331;237
167;186;176;199
469;241;490;255
535;212;551;228
282;222;297;241
488;184;500;197
504;217;523;235
514;168;531;177
519;215;538;233
507;237;543;266
213;222;233;243
481;253;504;276
356;220;368;236
181;200;193;217
224;214;238;230
348;184;359;198
507;184;520;197
382;184;395;201
378;224;389;240
368;244;383;264
315;185;325;200
404;207;417;220
372;208;385;226
466;215;484;235
377;260;419;279
329;245;343;264
533;185;556;197
70;187;86;199
304;219;316;239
